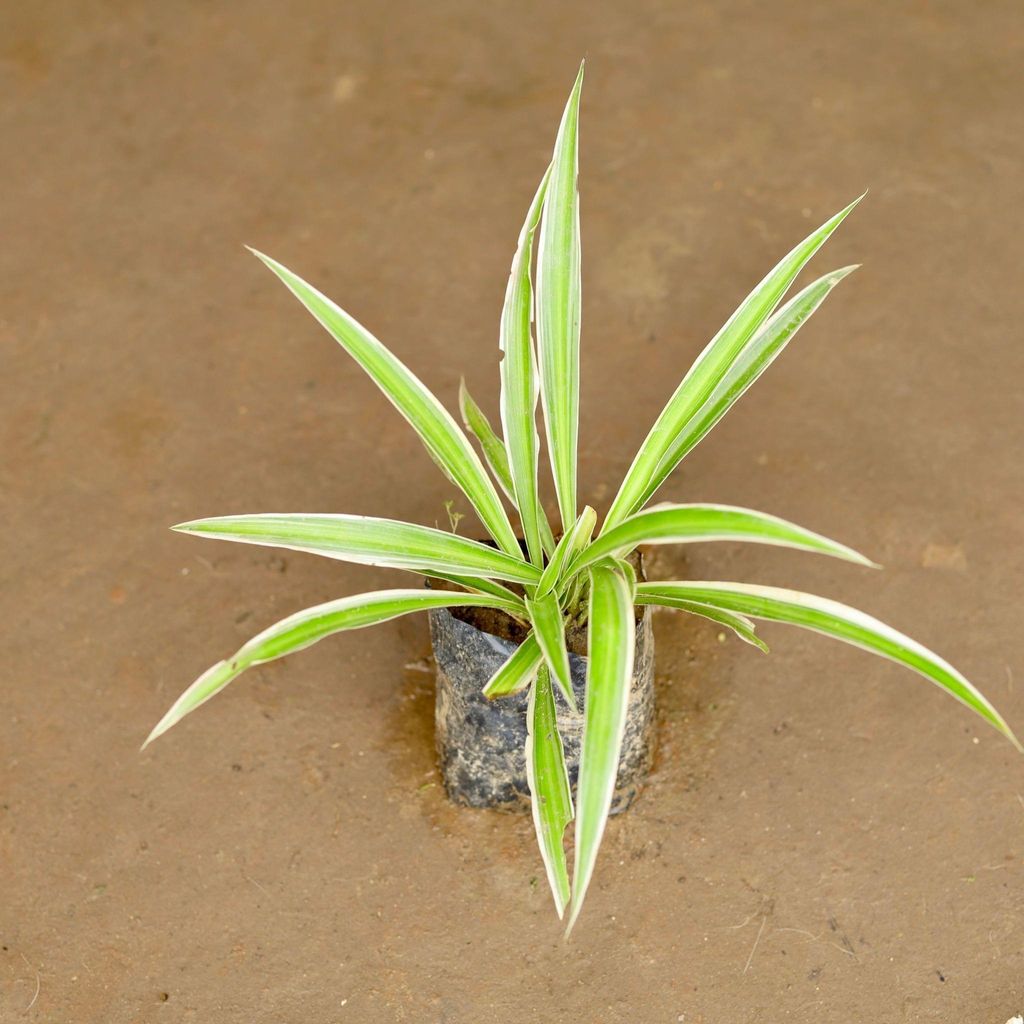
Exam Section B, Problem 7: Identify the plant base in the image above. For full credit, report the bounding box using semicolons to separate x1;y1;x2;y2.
428;599;656;813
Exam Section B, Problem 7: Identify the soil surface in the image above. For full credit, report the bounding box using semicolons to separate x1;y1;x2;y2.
3;2;1024;1021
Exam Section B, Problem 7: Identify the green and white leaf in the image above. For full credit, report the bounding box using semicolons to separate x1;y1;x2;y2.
567;561;635;935
482;633;543;699
636;581;1020;748
613;557;638;603
173;513;541;584
249;249;521;557
537;505;596;597
644;596;768;652
459;381;556;558
574;504;875;573
632;265;859;513
603;196;864;531
526;590;577;712
536;62;584;532
145;589;519;747
426;572;523;606
499;166;550;565
459;379;517;503
526;666;574;917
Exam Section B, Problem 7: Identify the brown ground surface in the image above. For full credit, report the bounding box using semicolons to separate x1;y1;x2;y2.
3;2;1023;1021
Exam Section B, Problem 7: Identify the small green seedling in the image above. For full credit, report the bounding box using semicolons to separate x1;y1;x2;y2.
147;63;1018;935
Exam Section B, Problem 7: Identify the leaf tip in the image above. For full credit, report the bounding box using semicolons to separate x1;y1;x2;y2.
863;558;883;571
140;718;167;752
829;263;861;284
1003;722;1024;755
838;544;881;570
246;246;286;278
563;899;582;939
832;190;868;227
564;59;585;105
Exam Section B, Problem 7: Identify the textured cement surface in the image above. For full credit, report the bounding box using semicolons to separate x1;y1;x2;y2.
3;2;1024;1021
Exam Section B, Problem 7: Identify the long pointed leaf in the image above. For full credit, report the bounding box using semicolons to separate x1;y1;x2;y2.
482;633;543;698
613;557;638;602
526;591;577;712
575;504;875;575
603;196;864;531
643;596;768;652
536;505;596;597
567;561;635;935
536;63;584;532
426;571;523;605
459;381;556;556
458;378;516;501
632;265;859;513
636;581;1020;748
249;249;521;557
526;666;574;916
173;513;541;584
499;166;550;565
144;589;518;747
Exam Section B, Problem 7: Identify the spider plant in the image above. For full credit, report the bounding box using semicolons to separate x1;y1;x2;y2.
147;62;1019;935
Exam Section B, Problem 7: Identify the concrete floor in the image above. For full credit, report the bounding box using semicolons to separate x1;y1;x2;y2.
3;2;1023;1021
